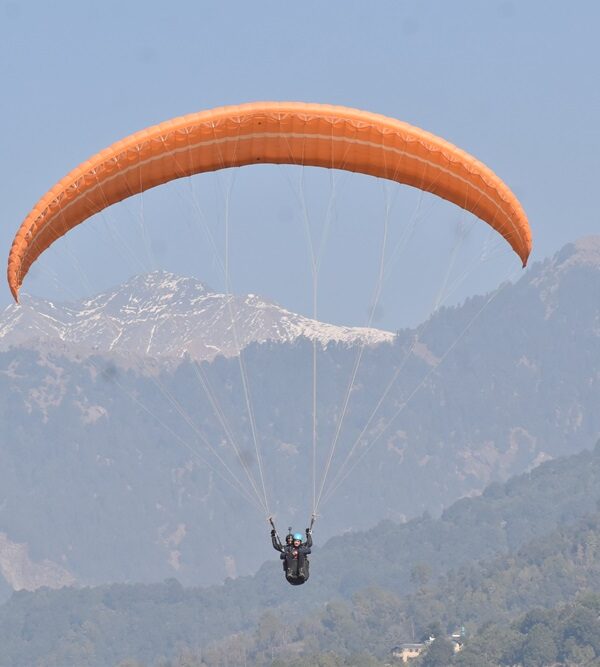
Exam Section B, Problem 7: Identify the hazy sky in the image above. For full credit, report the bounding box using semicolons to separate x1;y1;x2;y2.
2;1;599;328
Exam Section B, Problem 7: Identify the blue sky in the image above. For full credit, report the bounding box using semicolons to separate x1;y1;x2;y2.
2;1;599;328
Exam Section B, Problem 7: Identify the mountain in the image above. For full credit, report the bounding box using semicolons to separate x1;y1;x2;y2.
0;272;393;363
0;237;599;597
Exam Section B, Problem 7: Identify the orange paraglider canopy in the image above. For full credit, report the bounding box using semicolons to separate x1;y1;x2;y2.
7;102;531;300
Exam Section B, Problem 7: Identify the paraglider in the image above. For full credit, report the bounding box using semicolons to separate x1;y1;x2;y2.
6;102;531;587
7;101;531;302
270;518;313;586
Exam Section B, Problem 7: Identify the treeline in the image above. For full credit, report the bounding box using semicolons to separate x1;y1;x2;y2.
3;444;600;665
115;653;387;667
111;512;600;666
111;596;600;666
453;594;600;667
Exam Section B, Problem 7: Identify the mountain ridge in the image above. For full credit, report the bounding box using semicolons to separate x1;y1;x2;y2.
0;237;599;595
0;271;394;363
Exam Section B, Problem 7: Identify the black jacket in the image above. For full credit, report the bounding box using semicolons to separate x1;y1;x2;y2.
271;533;285;552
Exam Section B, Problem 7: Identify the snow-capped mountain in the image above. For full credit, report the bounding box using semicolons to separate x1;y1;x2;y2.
0;271;394;361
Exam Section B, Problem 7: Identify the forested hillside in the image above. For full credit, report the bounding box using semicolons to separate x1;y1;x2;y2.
1;442;600;666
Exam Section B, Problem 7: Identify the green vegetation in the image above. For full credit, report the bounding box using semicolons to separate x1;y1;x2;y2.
165;510;600;665
454;595;600;667
2;443;600;665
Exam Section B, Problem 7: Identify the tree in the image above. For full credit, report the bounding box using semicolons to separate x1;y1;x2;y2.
454;624;523;667
411;563;432;588
421;637;455;667
421;621;443;642
520;623;558;667
563;604;600;654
